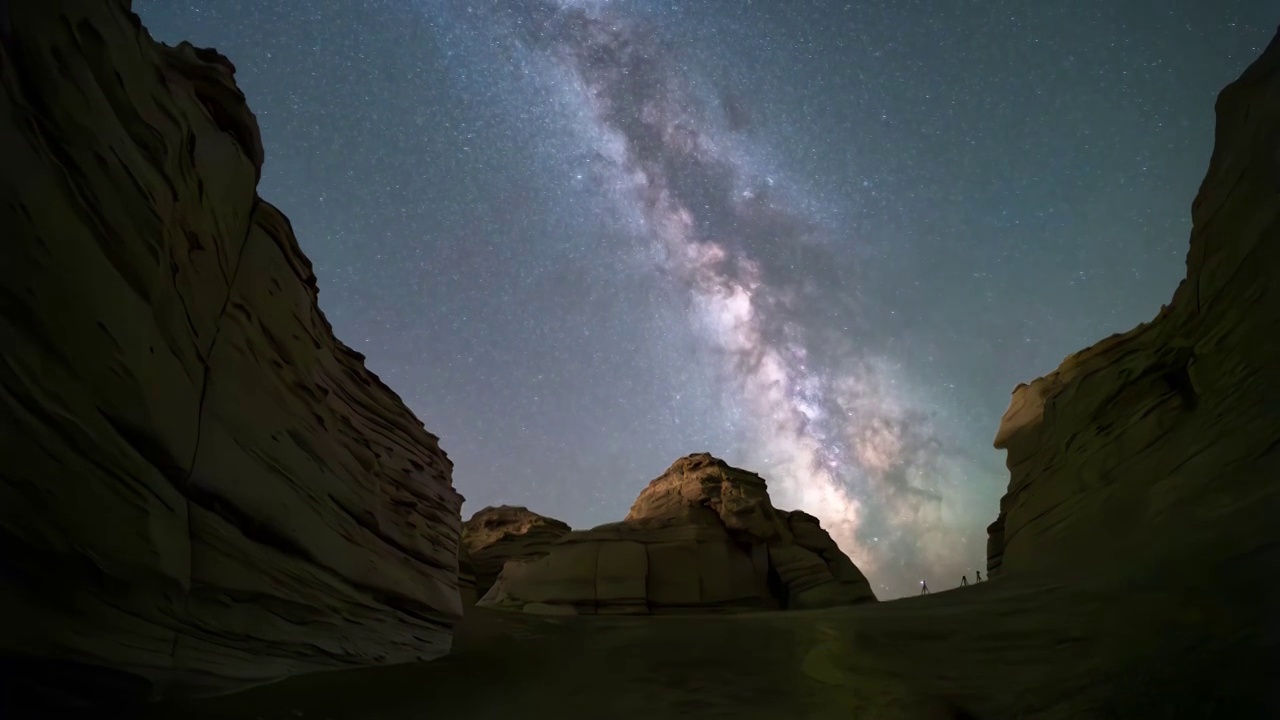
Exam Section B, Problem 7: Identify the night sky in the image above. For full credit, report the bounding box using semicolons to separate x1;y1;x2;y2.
135;0;1275;598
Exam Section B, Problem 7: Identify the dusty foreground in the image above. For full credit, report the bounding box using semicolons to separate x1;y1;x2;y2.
136;516;1278;720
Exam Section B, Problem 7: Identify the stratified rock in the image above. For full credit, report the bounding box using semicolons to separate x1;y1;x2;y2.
480;453;876;613
459;505;571;603
0;1;463;700
986;31;1280;577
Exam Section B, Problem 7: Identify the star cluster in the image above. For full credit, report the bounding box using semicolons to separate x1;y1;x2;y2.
136;0;1274;596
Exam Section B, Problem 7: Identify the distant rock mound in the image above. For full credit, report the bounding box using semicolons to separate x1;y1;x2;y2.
987;31;1280;578
479;453;876;614
460;505;571;604
0;1;463;700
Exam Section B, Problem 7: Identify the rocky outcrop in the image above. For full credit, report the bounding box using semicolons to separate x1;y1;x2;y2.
459;505;571;604
480;453;876;614
987;30;1280;577
0;0;464;700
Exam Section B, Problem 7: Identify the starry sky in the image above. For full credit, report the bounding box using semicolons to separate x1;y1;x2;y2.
135;0;1275;598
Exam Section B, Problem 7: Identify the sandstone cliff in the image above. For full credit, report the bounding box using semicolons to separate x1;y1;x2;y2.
987;30;1280;577
480;453;876;614
0;0;464;699
460;505;571;605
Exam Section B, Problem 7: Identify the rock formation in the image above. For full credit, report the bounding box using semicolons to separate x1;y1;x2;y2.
480;453;876;614
0;0;464;700
987;30;1280;578
459;505;571;604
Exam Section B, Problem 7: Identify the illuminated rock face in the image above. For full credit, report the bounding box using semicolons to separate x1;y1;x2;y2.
0;1;464;698
479;453;877;614
460;505;572;604
987;32;1280;578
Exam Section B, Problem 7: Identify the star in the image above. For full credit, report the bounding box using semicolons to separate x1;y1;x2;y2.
134;0;1276;597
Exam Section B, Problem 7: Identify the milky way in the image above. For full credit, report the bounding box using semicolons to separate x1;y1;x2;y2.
462;0;978;579
135;0;1275;596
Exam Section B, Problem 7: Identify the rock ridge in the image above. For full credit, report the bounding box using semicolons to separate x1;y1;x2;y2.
479;453;877;614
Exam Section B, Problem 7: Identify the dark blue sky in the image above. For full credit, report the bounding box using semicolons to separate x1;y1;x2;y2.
135;0;1275;597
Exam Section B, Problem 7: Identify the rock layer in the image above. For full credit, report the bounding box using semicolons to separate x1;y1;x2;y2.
0;0;464;699
480;454;876;614
459;505;571;604
987;31;1280;577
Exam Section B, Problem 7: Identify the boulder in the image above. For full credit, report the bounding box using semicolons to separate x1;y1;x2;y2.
0;0;464;700
459;505;571;603
986;30;1280;578
480;453;876;613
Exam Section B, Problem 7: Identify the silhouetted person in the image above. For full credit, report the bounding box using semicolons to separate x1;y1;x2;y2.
975;570;983;582
920;580;930;595
961;575;968;586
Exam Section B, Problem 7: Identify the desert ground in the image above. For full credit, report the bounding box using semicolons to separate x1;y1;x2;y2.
145;514;1279;720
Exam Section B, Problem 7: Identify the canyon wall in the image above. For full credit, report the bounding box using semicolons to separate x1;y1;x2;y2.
0;0;464;698
987;29;1280;577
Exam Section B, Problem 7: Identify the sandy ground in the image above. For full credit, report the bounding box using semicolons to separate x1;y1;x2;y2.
3;509;1272;719
134;522;1280;720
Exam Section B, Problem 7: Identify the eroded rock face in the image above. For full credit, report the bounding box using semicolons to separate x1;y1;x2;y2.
987;31;1280;577
459;505;571;604
0;1;464;699
480;453;876;614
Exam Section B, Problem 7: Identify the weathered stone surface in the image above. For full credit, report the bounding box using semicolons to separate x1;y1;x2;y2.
480;453;876;613
459;505;571;604
0;0;464;699
986;30;1280;577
